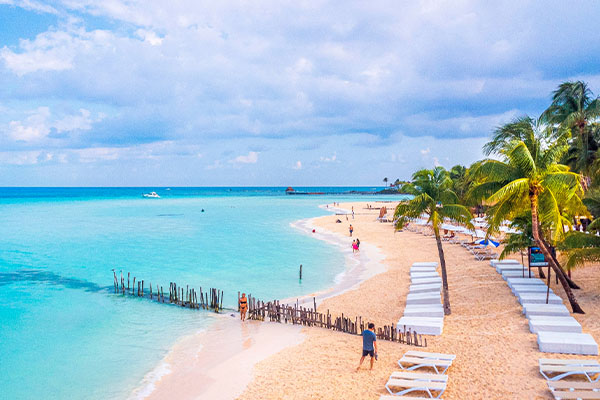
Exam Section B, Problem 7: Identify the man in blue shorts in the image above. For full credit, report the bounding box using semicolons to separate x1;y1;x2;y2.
356;322;377;371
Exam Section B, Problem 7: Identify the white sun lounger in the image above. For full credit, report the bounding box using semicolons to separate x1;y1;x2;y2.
413;262;438;268
523;304;570;317
411;277;442;285
537;332;599;355
512;285;554;295
411;272;441;279
398;351;456;374
539;358;600;382
409;283;442;294
528;316;583;333
397;317;444;335
547;381;600;400
385;371;447;398
403;305;444;318
490;259;520;267
502;270;536;279
496;264;526;273
506;277;546;289
518;292;563;305
411;267;437;274
406;292;442;305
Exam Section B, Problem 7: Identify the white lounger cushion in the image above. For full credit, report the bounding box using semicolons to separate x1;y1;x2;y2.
406;292;442;305
537;332;599;355
512;285;554;295
502;270;536;279
411;277;442;285
413;262;438;268
496;264;526;273
528;316;582;333
490;259;520;267
409;283;442;294
518;292;563;305
506;277;545;289
523;304;570;317
403;305;444;318
397;317;444;335
411;272;441;279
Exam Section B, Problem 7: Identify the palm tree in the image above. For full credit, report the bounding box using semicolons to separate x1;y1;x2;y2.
383;177;389;187
394;167;473;315
559;231;600;271
541;81;600;183
471;117;585;313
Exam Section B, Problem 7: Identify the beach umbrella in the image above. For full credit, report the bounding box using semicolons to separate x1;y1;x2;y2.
476;238;500;247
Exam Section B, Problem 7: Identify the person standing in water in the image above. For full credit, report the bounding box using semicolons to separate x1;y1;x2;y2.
239;293;248;322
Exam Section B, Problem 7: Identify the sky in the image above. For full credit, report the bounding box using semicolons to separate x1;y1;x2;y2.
1;0;600;186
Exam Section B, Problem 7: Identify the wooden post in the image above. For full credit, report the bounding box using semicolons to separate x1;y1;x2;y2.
127;272;130;291
299;264;302;280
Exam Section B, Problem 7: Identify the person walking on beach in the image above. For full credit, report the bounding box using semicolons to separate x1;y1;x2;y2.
357;323;377;371
356;238;360;250
239;293;248;322
349;224;353;236
352;240;358;253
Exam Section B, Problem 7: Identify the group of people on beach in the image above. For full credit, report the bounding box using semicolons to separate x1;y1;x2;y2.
352;238;360;253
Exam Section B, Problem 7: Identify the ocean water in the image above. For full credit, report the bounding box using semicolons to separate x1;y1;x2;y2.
0;187;407;399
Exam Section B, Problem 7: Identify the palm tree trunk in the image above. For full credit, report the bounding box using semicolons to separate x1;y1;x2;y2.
530;193;585;314
540;236;580;289
434;230;451;315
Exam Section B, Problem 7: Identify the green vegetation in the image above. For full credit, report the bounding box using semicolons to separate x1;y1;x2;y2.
394;80;600;314
394;167;473;315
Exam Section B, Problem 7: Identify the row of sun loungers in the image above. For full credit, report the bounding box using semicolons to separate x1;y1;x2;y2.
397;262;444;336
490;259;598;355
381;350;456;399
540;358;600;399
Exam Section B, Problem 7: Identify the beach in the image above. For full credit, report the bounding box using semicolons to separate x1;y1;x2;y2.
236;201;600;399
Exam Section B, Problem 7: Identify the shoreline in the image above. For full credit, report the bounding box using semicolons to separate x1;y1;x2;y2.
129;203;387;399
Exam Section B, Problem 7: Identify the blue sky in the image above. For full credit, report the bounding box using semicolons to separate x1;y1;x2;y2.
1;0;599;186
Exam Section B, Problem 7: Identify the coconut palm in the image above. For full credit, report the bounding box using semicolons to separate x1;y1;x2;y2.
541;81;600;182
471;117;585;313
559;231;600;271
383;177;389;187
394;167;473;315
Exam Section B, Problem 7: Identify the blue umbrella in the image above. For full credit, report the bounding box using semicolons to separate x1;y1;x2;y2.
476;238;500;247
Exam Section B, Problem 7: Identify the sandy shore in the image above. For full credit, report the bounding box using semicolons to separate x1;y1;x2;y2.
239;201;600;399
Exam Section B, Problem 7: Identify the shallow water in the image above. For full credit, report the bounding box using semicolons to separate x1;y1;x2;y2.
0;187;407;399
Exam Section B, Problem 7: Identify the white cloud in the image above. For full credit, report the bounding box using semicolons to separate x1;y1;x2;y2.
0;0;59;14
135;29;163;46
4;107;98;143
8;107;51;141
420;148;430;155
293;160;302;170
230;151;258;164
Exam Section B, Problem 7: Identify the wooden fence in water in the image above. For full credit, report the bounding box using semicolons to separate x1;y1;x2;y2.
112;270;224;312
243;294;427;347
112;271;426;346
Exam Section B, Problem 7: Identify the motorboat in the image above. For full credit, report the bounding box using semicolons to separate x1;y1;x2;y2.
143;192;160;198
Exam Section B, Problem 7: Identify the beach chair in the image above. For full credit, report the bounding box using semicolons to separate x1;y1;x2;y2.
547;381;600;399
398;351;456;374
539;358;600;382
385;371;447;398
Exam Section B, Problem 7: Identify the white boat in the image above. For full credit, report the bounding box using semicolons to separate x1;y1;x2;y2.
143;192;160;198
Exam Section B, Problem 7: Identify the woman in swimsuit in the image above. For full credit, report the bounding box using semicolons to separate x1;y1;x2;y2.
239;293;248;321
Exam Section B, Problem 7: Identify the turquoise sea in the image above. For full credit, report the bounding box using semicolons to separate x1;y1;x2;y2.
0;187;406;399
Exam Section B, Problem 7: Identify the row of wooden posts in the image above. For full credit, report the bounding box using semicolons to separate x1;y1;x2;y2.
242;294;427;347
112;270;224;312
